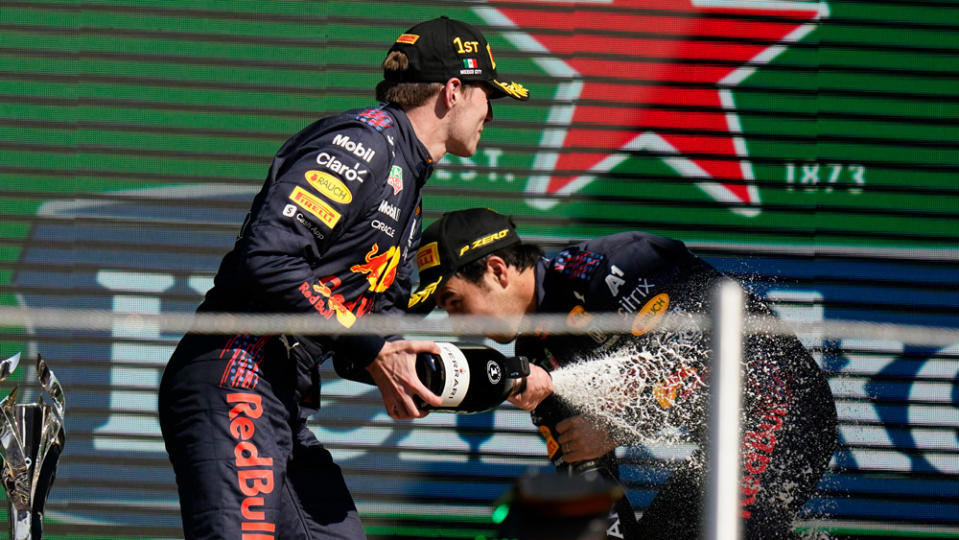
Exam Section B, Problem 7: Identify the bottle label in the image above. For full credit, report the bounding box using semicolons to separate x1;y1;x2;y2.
437;342;470;407
538;425;561;460
486;360;501;384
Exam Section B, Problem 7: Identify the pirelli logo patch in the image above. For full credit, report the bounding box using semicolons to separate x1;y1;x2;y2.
459;228;509;257
417;241;441;271
396;33;419;44
289;186;341;229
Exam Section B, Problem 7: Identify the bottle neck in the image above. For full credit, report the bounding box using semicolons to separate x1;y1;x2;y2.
509;377;528;396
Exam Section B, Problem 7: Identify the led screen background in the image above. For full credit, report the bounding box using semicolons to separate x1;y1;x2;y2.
0;1;956;537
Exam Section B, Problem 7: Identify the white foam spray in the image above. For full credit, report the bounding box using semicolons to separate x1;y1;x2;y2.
545;315;837;537
549;324;710;449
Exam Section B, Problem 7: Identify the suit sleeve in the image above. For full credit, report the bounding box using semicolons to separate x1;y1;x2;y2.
381;210;420;316
236;124;393;371
329;209;422;383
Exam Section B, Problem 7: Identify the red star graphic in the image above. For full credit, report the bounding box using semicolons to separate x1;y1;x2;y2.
476;1;827;216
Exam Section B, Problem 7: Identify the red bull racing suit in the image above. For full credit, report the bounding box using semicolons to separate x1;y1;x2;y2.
159;103;432;538
517;231;837;540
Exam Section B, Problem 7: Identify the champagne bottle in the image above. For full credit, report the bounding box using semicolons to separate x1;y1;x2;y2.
415;342;529;413
531;395;643;537
532;394;606;475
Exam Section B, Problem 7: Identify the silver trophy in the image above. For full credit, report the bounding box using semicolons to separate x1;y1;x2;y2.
0;353;66;539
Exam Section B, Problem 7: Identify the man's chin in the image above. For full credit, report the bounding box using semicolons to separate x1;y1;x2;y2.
449;147;476;158
486;333;517;344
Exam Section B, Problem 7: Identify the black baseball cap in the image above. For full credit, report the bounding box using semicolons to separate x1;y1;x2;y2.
384;16;529;101
408;208;521;312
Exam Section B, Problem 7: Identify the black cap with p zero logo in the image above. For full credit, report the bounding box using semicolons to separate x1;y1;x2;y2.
408;208;521;312
384;16;529;101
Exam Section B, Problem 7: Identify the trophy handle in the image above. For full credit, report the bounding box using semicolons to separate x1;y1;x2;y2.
36;355;64;422
0;353;20;384
0;387;31;511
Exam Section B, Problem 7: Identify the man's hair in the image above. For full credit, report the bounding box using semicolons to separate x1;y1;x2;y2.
454;243;544;285
376;51;443;107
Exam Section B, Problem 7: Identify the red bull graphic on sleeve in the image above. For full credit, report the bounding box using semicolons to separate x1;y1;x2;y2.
350;243;402;293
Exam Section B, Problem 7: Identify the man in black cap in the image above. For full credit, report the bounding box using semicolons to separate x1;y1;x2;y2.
158;18;528;539
410;208;837;540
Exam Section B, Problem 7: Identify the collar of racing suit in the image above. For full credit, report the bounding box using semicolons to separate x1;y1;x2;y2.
381;103;434;187
533;256;549;314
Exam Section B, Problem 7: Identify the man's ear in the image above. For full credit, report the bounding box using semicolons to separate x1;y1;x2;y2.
486;256;510;288
442;78;464;109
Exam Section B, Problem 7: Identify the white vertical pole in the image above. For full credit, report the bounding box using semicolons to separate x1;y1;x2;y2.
704;279;745;540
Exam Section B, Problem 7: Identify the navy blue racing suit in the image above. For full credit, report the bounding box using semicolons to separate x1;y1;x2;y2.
159;103;433;539
517;231;837;540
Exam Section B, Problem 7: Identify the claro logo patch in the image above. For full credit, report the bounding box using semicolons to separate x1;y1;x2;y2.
631;293;669;336
289;186;341;229
305;170;352;203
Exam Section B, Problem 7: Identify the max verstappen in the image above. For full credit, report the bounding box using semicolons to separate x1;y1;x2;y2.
410;208;837;540
158;17;528;539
